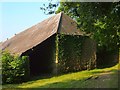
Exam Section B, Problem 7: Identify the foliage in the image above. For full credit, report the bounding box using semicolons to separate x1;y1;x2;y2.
1;50;30;84
40;1;120;66
56;2;120;53
56;34;92;73
40;0;59;15
2;64;118;88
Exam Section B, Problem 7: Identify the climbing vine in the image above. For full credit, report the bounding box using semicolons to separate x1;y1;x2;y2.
56;34;86;73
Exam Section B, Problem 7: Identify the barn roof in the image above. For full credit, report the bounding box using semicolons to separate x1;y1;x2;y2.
1;12;85;55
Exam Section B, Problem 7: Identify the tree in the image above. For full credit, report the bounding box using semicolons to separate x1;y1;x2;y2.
56;2;120;53
40;0;59;15
40;2;120;66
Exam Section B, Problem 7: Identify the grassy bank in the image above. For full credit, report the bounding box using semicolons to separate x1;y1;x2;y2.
2;64;119;89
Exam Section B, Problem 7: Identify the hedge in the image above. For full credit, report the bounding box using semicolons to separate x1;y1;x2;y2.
1;50;30;84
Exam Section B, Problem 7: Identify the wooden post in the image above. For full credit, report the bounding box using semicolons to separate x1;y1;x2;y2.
53;34;59;75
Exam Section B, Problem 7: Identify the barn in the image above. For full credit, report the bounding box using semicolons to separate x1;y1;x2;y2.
1;12;96;76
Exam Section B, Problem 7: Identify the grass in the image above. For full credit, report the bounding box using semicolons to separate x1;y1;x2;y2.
2;64;119;89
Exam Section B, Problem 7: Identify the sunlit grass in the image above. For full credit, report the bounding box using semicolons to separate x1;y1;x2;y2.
3;64;119;88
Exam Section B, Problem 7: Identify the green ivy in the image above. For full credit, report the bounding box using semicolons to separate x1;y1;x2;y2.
56;34;86;73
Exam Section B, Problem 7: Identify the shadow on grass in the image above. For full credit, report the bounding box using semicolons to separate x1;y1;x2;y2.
35;79;85;88
29;73;54;81
35;71;119;88
2;70;119;89
90;69;118;74
29;71;82;82
97;62;118;69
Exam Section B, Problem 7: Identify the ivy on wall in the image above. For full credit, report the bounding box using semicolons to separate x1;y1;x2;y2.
56;34;86;73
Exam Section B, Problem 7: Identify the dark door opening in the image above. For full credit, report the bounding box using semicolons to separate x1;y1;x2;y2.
23;35;56;76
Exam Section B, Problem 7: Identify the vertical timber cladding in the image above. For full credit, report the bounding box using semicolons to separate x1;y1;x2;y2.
55;34;96;74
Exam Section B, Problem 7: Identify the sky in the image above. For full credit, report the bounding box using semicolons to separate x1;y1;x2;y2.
1;0;119;42
0;2;56;42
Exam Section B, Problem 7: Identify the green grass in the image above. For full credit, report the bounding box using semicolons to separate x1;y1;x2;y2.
2;64;119;89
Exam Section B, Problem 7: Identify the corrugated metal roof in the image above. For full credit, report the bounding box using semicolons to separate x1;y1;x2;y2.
1;12;85;55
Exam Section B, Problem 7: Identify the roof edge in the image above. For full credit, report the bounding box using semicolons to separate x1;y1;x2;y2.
56;12;63;33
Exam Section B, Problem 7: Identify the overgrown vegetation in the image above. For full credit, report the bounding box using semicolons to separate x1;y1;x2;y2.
2;64;119;88
41;2;120;67
1;50;30;84
57;2;120;51
57;2;119;66
57;34;83;73
56;34;96;73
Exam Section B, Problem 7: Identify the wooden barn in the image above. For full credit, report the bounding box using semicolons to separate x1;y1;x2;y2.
1;12;96;76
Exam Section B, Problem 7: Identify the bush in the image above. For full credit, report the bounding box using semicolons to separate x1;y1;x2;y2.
1;50;30;84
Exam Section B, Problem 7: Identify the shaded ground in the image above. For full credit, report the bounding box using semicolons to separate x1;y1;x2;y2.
38;70;119;88
2;64;119;89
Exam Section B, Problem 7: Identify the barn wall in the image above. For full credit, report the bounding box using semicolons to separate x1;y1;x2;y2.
56;34;96;74
22;34;96;76
22;34;56;76
81;38;96;70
